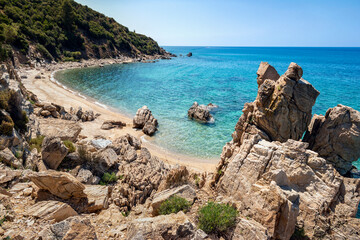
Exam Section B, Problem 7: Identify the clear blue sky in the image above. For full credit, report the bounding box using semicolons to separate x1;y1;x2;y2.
75;0;360;47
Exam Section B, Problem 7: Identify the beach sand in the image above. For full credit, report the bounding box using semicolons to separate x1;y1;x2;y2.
20;60;217;173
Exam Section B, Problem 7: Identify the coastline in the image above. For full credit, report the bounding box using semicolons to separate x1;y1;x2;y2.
19;58;218;173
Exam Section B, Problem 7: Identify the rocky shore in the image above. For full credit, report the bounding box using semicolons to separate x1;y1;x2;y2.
0;60;359;240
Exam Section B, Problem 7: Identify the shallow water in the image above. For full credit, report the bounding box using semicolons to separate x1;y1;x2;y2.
55;47;360;163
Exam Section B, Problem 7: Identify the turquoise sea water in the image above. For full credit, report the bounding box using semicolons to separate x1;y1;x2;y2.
55;47;360;163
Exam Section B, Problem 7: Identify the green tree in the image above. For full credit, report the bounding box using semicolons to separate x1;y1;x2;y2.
61;0;75;31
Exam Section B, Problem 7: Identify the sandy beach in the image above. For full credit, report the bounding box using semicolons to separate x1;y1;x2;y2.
19;59;217;173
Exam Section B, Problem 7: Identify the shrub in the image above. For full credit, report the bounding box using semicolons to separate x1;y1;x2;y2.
99;172;117;185
198;202;237;234
63;140;76;153
158;195;191;215
78;145;91;162
0;114;14;136
29;135;45;152
0;90;11;110
14;110;28;132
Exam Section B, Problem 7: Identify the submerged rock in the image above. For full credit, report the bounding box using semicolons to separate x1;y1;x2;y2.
303;104;360;175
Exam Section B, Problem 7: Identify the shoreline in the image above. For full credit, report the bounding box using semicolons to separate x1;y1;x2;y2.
19;58;218;172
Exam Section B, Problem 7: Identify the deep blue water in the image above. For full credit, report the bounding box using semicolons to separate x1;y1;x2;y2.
55;47;360;163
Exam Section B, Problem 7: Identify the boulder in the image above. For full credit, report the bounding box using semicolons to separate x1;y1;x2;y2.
256;61;280;86
151;185;196;216
40;110;51;117
303;104;360;175
101;120;126;130
76;168;99;184
39;217;97;240
0;148;22;168
95;148;118;172
133;106;158;136
24;200;77;222
127;211;197;240
27;170;86;199
42;103;57;112
188;102;213;122
232;218;270;240
0;169;22;185
91;138;112;149
41;137;68;169
38;118;81;141
186;52;193;57
84;185;112;212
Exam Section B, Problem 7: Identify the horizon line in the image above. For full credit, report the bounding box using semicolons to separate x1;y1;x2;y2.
161;45;360;48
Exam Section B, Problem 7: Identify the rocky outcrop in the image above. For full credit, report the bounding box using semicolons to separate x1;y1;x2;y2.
186;52;193;57
232;218;270;240
24;200;77;222
84;185;112;212
101;120;126;130
127;211;198;240
303;104;360;175
0;148;22;169
151;185;196;216
188;102;214;123
94;148;118;173
27;170;86;199
41;137;68;170
233;62;319;144
38;118;81;141
133;106;158;136
256;61;280;86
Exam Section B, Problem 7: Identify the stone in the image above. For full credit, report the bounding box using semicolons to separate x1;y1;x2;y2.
151;184;196;216
303;104;360;175
76;168;96;184
127;212;197;240
133;106;158;136
186;52;193;57
188;102;214;122
84;185;112;212
158;166;189;191
0;148;22;168
42;103;57;112
38;118;82;141
0;169;22;185
24;148;38;170
232;218;270;240
101;120;126;130
27;170;86;199
24;200;77;222
91;138;112;149
41;137;68;169
95;148;117;172
256;61;280;86
40;110;51;117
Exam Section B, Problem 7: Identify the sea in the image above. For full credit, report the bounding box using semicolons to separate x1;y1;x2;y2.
55;47;360;216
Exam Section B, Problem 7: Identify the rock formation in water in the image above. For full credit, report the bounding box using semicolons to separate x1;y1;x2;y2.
188;102;215;122
133;106;158;136
303;104;360;175
213;62;360;239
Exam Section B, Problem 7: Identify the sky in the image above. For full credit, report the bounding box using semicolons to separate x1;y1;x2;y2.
75;0;360;47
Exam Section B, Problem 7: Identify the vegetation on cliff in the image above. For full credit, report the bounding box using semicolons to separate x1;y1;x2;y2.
0;0;164;61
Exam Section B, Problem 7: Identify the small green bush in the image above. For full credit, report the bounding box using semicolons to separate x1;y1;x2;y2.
78;145;91;162
0;90;11;110
0;115;14;136
158;195;191;215
29;135;45;152
63;140;76;153
198;202;237;234
99;172;117;185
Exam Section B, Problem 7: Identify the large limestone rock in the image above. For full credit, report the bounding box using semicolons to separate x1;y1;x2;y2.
27;170;86;199
303;104;360;175
24;200;77;222
256;61;280;86
188;102;214;122
0;148;22;169
234;62;319;144
94;148;118;173
84;185;112;212
127;211;197;240
133;106;158;136
41;137;68;169
38;118;82;141
151;184;196;216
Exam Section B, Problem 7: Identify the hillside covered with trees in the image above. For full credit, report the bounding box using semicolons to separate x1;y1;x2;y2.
0;0;166;62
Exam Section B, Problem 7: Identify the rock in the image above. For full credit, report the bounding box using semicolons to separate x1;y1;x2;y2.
41;137;68;169
188;102;213;122
186;52;193;57
24;200;77;222
232;62;319;144
127;211;197;240
151;185;196;216
27;170;86;199
24;148;38;170
40;110;51;117
42;103;57;112
133;106;158;136
39;217;97;240
91;138;112;149
84;185;112;212
0;148;22;168
216;137;360;239
38;118;82;141
101;120;126;130
232;218;270;240
76;168;98;184
51;110;60;118
0;169;22;185
303;104;360;175
158;166;189;191
256;61;280;86
95;148;117;172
